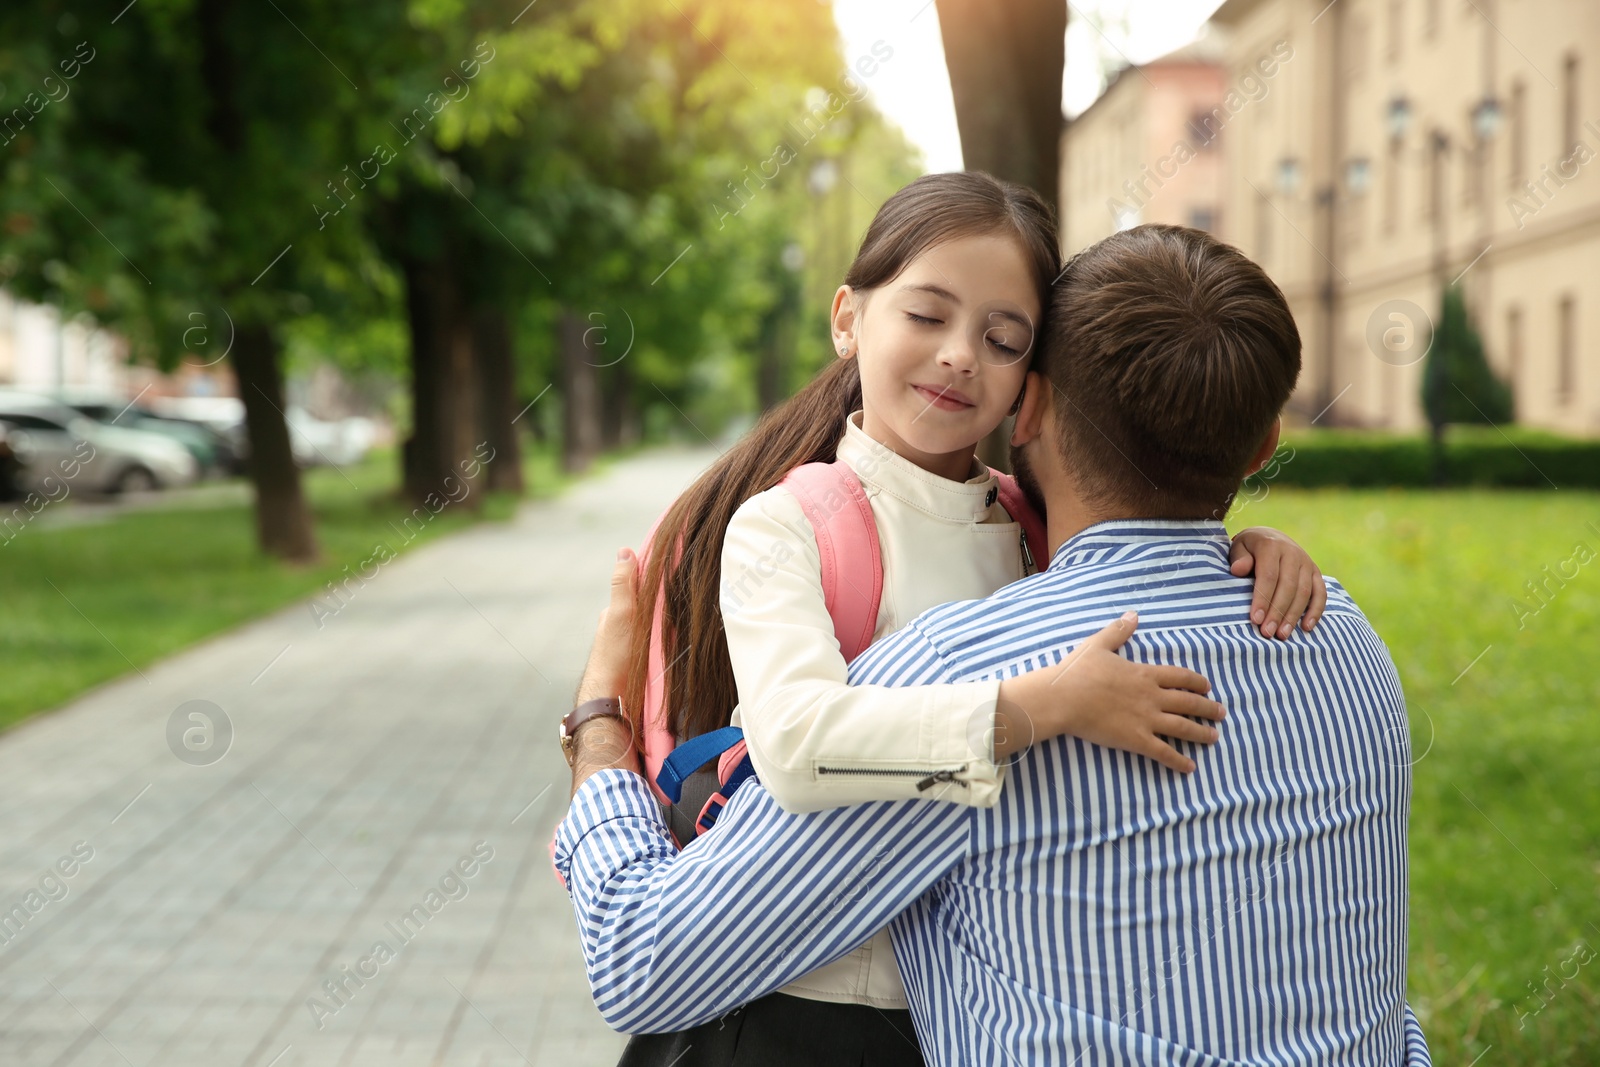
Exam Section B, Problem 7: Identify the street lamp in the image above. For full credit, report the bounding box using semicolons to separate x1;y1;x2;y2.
1386;95;1413;142
1275;156;1302;197
1471;95;1503;141
1344;156;1372;196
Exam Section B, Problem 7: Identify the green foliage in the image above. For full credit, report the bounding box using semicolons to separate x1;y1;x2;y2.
1239;428;1600;490
1423;284;1515;430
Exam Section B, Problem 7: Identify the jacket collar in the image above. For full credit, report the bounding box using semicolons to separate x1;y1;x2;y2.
835;411;1000;524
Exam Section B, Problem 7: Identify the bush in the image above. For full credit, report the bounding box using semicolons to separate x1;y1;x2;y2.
1251;428;1600;489
1422;283;1515;428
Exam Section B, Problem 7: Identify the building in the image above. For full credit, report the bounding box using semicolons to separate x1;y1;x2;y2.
0;290;127;394
1059;31;1231;253
1212;0;1599;433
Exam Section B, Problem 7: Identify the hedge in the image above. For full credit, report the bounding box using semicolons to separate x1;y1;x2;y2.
1249;428;1600;489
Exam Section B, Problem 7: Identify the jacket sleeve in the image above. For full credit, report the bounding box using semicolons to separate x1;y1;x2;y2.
720;488;1005;813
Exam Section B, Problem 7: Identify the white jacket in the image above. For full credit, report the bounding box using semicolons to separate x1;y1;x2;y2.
720;410;1034;1009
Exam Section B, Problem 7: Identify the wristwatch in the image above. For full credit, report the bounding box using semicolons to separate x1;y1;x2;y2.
560;697;626;767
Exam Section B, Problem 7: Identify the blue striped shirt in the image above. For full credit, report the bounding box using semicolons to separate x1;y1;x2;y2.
556;520;1431;1065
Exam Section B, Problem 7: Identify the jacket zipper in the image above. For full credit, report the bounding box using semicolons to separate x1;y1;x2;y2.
1019;530;1035;575
816;764;970;792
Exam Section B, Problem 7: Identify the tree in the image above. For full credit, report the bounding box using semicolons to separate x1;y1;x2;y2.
935;0;1066;471
935;0;1066;211
1421;283;1514;484
0;0;404;562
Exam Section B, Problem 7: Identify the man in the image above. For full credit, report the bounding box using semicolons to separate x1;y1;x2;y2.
555;225;1430;1066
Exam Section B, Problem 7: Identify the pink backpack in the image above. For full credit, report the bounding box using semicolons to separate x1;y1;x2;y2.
550;460;1046;881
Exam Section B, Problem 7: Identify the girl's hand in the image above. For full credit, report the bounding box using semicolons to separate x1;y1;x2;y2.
1228;526;1328;639
576;547;640;704
995;612;1224;774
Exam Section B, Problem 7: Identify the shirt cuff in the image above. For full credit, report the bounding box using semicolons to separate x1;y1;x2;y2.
553;769;675;891
920;678;1006;808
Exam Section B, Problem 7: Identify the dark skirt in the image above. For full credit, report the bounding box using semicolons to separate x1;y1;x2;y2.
617;992;925;1067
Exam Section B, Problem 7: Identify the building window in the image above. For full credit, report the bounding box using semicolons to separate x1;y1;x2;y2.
1388;0;1405;63
1506;305;1523;416
1384;142;1400;233
1424;136;1442;223
1563;53;1580;154
1509;80;1526;187
1558;295;1576;403
1187;109;1221;150
1256;191;1273;264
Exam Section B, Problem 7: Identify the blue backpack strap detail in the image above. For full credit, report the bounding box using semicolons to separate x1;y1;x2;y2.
656;726;745;804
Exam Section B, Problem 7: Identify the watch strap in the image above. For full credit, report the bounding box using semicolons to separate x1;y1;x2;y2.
564;697;625;736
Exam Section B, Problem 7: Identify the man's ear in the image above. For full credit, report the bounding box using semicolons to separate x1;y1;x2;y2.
1009;371;1050;447
1244;417;1282;476
831;285;859;360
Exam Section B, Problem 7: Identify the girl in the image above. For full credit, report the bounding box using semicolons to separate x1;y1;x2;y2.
588;173;1324;1065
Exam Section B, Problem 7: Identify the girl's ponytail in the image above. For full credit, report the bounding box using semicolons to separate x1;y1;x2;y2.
625;357;862;743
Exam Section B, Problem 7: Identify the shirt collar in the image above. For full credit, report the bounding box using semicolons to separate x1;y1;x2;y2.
835;411;999;524
1047;518;1232;571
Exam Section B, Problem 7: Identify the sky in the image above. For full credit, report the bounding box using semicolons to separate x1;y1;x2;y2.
832;0;1228;173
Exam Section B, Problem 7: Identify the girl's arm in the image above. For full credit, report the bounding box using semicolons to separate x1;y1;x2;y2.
1229;527;1329;639
722;491;1223;812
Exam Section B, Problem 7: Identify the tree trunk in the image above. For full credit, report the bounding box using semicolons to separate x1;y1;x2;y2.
473;304;525;494
559;309;603;472
600;361;637;450
937;0;1066;474
936;0;1066;214
757;264;802;412
403;252;481;507
232;323;317;562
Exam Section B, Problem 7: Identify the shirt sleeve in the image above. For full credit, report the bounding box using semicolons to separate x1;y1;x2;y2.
553;767;971;1034
720;489;1005;812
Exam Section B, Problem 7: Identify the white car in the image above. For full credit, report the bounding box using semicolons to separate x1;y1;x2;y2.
150;396;375;468
0;390;198;493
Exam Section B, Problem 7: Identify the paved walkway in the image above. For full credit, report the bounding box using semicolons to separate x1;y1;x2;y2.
0;445;720;1067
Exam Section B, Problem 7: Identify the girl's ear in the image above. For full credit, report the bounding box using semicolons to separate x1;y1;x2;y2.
831;285;859;360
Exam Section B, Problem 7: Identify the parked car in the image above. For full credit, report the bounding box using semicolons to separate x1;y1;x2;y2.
149;395;376;470
0;389;199;493
60;391;243;477
0;420;24;502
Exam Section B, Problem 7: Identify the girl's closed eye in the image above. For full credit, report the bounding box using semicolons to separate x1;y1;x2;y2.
905;311;941;326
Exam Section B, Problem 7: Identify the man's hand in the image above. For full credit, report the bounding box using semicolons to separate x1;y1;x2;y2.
570;546;645;796
576;547;641;704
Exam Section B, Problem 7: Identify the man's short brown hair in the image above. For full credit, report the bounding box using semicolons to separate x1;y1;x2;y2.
1041;224;1302;516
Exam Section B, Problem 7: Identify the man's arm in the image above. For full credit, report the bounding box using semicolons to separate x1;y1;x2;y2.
555;765;970;1034
556;555;970;1032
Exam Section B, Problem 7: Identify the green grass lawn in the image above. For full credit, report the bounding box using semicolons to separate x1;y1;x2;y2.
0;443;571;733
3;455;1596;1062
1236;488;1600;1066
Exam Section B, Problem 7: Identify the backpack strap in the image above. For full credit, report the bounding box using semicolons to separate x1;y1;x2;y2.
779;461;883;664
656;726;745;804
992;471;1049;574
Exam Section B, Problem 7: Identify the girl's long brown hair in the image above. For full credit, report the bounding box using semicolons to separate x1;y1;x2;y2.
626;172;1060;745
